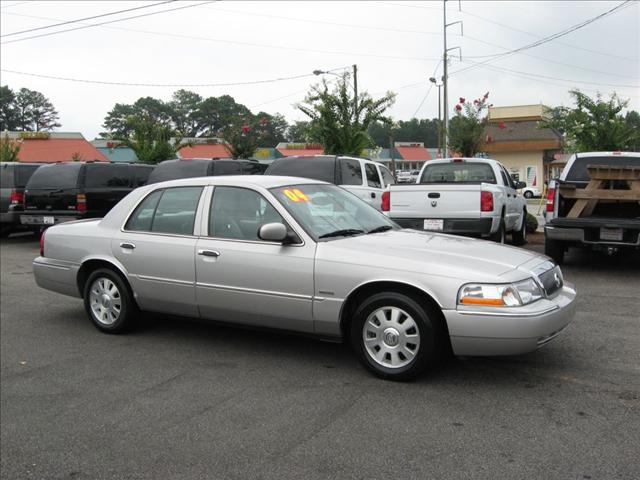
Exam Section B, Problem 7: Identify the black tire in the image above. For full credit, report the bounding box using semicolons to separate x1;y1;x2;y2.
490;218;506;243
524;191;533;199
83;268;138;334
350;292;440;381
545;237;565;265
512;210;527;246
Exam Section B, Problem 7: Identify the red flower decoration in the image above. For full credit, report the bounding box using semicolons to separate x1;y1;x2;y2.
259;117;269;126
499;122;506;129
483;92;489;99
459;97;465;104
241;124;250;134
455;104;462;111
473;99;479;105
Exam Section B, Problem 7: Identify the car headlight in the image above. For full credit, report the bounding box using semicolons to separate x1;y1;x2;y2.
458;278;543;307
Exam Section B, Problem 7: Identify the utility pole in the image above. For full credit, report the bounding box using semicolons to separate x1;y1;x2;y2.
443;0;449;158
353;64;358;120
430;76;443;158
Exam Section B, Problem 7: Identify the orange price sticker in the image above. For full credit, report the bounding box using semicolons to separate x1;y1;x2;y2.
282;188;309;203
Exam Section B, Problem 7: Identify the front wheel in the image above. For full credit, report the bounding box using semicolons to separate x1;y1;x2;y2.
83;268;138;333
350;292;439;381
524;191;533;199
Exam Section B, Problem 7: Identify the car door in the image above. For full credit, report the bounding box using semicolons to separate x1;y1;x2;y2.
499;165;518;230
111;186;204;317
363;162;384;209
195;185;315;333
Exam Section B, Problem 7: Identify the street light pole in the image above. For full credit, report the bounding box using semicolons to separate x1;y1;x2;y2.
442;0;449;158
430;76;443;158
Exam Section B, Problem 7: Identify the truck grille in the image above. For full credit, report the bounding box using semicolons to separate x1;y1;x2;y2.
538;266;563;297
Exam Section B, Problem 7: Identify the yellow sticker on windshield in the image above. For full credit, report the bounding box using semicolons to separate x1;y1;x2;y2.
282;188;309;203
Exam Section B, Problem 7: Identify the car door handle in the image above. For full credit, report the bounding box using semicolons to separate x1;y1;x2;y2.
120;242;135;250
370;192;376;198
198;249;220;257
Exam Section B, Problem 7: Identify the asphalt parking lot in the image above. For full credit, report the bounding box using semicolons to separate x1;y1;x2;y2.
1;234;639;480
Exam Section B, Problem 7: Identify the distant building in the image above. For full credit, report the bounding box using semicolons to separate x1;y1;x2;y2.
91;139;138;163
481;104;563;187
276;142;324;157
7;132;108;163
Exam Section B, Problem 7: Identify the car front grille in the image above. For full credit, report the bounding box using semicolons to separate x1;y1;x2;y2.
538;266;564;297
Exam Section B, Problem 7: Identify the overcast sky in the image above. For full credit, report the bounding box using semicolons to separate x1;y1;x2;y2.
1;0;638;140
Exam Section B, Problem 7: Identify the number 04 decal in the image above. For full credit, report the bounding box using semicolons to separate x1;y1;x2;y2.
282;188;310;203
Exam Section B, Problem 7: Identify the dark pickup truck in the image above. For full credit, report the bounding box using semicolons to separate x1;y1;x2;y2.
544;151;640;264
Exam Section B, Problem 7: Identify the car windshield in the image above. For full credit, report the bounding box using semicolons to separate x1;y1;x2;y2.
270;183;397;241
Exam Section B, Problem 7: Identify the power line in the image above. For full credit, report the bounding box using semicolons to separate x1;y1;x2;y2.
1;1;175;38
0;1;218;45
0;1;29;9
450;1;634;77
0;67;348;88
412;60;442;118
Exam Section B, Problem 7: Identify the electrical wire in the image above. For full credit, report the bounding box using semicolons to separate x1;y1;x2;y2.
412;60;442;118
0;1;218;45
1;1;175;37
0;67;348;88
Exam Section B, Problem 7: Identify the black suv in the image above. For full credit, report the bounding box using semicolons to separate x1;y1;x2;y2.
146;158;267;184
21;162;154;228
1;162;44;236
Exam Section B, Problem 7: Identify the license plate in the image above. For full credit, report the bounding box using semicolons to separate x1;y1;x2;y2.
43;216;55;225
600;227;622;241
423;219;444;231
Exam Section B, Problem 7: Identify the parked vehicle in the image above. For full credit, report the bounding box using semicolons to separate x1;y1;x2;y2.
1;162;44;237
265;155;395;210
544;151;640;264
21;162;154;229
521;186;542;199
396;171;414;184
147;158;266;184
33;175;576;380
385;158;528;244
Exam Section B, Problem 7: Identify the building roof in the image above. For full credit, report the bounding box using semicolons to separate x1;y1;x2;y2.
16;138;108;163
178;144;231;159
484;120;562;143
5;131;84;140
277;148;324;157
395;145;432;161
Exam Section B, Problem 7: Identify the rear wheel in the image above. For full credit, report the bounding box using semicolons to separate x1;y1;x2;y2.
83;268;138;333
545;237;565;265
524;190;533;199
350;292;439;381
512;210;527;246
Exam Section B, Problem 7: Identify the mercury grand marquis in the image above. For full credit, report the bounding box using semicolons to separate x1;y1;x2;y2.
33;175;577;380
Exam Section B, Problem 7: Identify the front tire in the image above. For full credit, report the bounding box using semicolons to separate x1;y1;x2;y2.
524;191;533;199
83;268;138;333
350;292;439;381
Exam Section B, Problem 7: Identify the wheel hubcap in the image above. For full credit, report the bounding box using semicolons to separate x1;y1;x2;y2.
362;306;420;369
89;277;122;325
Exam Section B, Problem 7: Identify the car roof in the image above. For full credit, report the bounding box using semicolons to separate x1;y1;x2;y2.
147;175;328;190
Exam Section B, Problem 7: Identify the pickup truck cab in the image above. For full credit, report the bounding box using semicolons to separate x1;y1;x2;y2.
265;155;395;210
385;158;528;244
544;151;640;263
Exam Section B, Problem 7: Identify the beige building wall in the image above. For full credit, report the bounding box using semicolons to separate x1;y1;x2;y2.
488;104;550;122
489;151;544;188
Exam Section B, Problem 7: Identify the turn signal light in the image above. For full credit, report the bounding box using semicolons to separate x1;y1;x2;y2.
381;191;390;211
480;191;493;212
459;297;505;306
546;188;556;212
76;193;87;212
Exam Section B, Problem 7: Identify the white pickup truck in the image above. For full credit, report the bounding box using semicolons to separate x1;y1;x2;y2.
382;157;528;244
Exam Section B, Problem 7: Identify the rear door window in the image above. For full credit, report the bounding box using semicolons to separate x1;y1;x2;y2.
26;163;82;189
85;164;130;188
364;163;382;188
266;157;336;183
125;190;163;231
339;159;363;186
15;165;42;188
151;187;203;235
419;162;497;184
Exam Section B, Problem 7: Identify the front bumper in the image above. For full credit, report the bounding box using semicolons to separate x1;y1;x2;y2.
443;283;577;356
391;217;494;236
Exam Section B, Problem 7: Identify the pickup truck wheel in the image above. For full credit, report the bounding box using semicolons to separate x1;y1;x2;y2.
512;211;527;246
545;237;565;265
524;191;533;199
350;292;437;381
83;268;138;334
490;219;506;244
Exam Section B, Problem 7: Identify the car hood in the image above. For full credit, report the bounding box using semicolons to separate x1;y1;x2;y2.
316;229;547;282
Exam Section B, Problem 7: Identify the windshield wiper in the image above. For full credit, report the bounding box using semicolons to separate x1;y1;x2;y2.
367;225;393;234
319;229;365;239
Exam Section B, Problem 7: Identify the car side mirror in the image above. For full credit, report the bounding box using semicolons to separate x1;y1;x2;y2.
258;222;288;243
516;181;527;189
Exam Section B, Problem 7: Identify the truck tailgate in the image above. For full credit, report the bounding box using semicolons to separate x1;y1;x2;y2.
389;184;481;218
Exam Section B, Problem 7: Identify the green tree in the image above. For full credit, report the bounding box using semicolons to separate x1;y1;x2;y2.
116;114;181;164
297;73;395;156
542;90;639;152
287;120;313;142
0;86;18;131
0;132;20;162
12;88;61;131
253;112;288;146
448;93;490;157
169;89;204;137
102;97;172;138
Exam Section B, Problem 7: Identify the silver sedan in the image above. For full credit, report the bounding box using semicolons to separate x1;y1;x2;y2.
33;175;576;380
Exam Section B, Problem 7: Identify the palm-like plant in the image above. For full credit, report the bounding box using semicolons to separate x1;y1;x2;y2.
297;73;395;156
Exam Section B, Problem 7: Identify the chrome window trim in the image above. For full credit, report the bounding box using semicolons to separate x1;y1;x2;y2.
134;274;195;286
205;185;307;247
